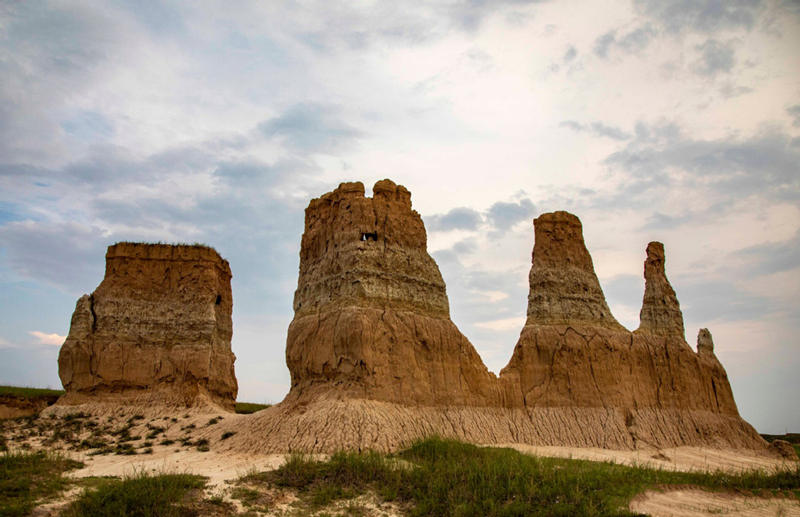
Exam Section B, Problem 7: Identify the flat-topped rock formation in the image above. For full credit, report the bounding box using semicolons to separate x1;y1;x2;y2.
224;180;768;454
55;243;237;410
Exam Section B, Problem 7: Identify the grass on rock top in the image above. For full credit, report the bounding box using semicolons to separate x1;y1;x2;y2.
0;385;64;400
234;402;271;414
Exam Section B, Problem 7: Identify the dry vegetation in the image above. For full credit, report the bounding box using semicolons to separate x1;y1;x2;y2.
1;413;799;516
0;388;798;516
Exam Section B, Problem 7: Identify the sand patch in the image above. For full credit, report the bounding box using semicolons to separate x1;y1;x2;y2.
502;443;795;473
630;489;800;516
68;448;287;489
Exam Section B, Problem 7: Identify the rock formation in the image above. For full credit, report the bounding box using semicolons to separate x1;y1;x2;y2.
218;180;766;453
285;180;497;407
637;241;685;338
56;243;237;409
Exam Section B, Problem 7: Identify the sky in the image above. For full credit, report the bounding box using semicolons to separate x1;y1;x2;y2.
0;0;798;434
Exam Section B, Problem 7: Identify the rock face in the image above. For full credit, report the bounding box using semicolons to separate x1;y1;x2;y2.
223;180;765;453
637;241;685;338
523;211;623;329
56;243;237;409
285;180;497;407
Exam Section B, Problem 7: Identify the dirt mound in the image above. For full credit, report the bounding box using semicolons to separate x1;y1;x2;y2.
222;179;766;453
54;243;237;410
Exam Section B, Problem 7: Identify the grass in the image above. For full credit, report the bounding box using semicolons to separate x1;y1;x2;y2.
234;402;271;414
244;437;800;517
62;471;207;517
0;385;63;401
0;451;82;517
761;433;800;444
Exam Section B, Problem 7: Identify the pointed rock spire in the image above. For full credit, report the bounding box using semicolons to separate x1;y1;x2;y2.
697;328;715;355
525;211;622;328
637;241;686;339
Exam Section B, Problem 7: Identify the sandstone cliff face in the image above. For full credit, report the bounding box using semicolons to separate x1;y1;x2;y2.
637;241;685;338
286;180;497;407
222;180;765;453
57;243;237;409
524;211;623;329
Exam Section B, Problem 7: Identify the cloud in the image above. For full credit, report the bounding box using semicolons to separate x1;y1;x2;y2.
258;103;363;153
603;274;644;311
426;207;483;232
634;0;764;33
560;120;630;140
451;238;478;255
28;331;65;346
788;105;800;127
604;123;800;202
0;3;137;165
734;231;800;276
0;221;107;294
593;31;616;58
474;316;525;331
563;45;577;62
693;39;736;76
444;0;549;33
486;199;536;236
677;277;776;322
592;25;656;58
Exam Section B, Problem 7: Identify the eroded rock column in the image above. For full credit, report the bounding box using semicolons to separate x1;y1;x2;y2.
57;243;237;409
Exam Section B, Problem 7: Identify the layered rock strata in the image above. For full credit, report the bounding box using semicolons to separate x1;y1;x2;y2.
56;243;237;409
224;180;765;453
285;180;498;407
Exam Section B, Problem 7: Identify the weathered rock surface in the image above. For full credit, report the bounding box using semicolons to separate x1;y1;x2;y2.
522;211;623;329
637;241;685;338
56;243;237;409
285;180;498;407
219;180;765;453
768;440;799;461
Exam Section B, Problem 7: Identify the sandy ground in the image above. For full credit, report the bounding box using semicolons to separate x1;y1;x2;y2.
502;443;796;473
67;448;288;489
61;442;798;516
631;489;800;516
4;408;797;516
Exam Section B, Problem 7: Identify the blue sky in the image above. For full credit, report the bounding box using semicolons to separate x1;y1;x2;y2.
0;0;798;434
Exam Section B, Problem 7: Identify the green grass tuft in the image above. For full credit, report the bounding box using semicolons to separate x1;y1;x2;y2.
0;385;63;400
0;451;82;517
234;402;271;414
251;437;800;516
62;471;206;517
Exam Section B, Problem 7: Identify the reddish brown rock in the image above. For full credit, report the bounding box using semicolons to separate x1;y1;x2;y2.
222;181;765;453
637;241;685;338
524;211;623;329
56;243;237;409
768;439;799;461
285;180;497;407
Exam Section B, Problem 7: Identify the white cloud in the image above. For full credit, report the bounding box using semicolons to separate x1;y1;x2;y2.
28;331;66;346
0;0;798;434
474;316;526;332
